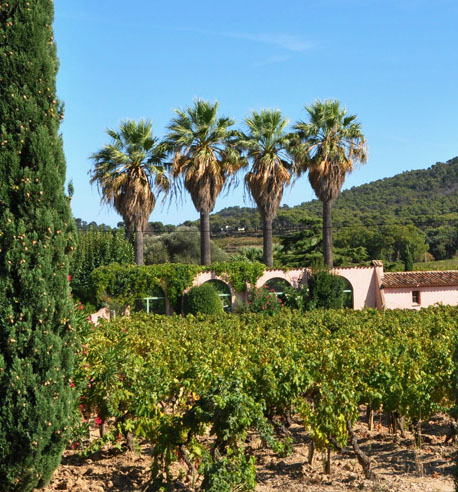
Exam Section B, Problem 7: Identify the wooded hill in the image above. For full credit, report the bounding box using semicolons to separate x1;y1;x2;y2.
207;157;458;232
204;157;458;264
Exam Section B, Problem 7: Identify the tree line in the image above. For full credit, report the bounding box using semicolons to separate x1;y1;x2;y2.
73;156;458;272
90;99;367;267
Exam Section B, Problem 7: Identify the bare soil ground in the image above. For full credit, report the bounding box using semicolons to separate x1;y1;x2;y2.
40;413;456;492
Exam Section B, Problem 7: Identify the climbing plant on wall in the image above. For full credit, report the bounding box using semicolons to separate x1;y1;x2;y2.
90;261;266;309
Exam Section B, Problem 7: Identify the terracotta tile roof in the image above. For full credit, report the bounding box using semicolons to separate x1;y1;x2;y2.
382;270;458;289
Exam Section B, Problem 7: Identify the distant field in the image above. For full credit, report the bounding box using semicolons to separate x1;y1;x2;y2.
413;257;458;271
214;234;264;253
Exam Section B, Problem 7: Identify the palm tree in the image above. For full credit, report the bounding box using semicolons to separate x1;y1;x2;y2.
89;119;169;265
165;100;242;265
293;100;367;267
237;110;293;267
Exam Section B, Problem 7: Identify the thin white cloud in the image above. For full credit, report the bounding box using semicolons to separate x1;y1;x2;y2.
253;54;292;67
223;31;313;52
56;14;314;53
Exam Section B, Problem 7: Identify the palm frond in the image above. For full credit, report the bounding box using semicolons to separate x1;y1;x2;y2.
238;109;292;221
89;119;170;227
165;99;242;214
292;99;367;202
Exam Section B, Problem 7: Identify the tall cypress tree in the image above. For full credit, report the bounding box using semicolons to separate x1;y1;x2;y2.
403;244;414;272
0;2;76;490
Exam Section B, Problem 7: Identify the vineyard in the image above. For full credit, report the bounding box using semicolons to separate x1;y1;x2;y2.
66;307;458;491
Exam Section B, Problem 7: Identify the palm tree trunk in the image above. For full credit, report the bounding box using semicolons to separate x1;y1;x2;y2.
134;227;144;266
262;214;273;267
200;211;211;266
323;199;333;267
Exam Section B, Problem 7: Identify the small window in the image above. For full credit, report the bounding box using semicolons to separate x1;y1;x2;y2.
412;291;421;305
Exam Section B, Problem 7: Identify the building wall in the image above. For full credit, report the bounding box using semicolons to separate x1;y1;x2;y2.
191;266;458;312
384;287;458;310
256;267;382;310
331;267;380;310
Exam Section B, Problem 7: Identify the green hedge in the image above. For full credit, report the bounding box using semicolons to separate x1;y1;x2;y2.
90;261;266;309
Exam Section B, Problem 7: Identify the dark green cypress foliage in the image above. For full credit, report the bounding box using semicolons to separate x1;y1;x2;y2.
0;2;77;490
403;244;414;271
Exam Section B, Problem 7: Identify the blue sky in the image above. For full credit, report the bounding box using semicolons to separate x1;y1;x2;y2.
54;0;458;227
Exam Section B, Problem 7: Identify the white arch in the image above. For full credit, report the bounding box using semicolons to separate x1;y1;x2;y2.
191;271;237;307
331;267;380;309
256;269;308;289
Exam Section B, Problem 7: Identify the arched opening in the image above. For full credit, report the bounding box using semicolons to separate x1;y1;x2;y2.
134;285;166;314
262;277;292;302
338;276;354;309
204;279;232;312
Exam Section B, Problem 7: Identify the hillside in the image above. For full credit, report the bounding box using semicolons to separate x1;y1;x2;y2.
205;157;458;232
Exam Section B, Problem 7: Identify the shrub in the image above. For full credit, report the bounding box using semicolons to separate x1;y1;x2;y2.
282;271;347;311
144;226;228;265
183;283;224;315
281;284;307;311
91;263;201;311
247;286;283;315
307;271;346;310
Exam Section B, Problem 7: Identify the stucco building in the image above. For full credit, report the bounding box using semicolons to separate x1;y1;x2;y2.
193;262;458;311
